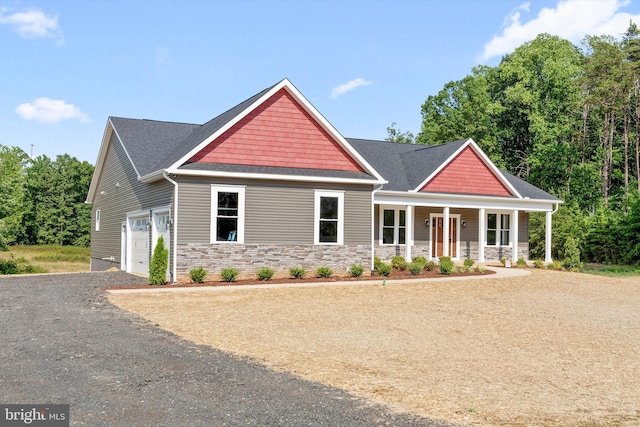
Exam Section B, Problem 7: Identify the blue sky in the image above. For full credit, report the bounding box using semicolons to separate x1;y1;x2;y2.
1;0;638;164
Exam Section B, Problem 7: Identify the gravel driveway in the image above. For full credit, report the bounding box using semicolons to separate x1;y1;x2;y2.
0;271;448;426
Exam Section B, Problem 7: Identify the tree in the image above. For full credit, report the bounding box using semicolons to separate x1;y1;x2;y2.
149;236;168;285
416;65;504;166
386;122;414;144
0;145;29;245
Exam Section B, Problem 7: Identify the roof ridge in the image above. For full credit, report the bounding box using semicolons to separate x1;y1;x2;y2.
110;116;199;126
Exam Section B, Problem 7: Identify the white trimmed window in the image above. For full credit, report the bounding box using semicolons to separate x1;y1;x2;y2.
487;213;510;246
380;207;406;245
95;209;101;232
314;190;344;245
211;185;245;243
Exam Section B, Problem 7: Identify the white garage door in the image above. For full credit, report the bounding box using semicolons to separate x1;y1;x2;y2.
130;216;150;276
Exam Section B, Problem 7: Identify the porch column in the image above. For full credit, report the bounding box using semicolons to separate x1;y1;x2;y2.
545;210;553;262
512;210;519;263
442;206;450;258
478;208;485;262
405;205;413;262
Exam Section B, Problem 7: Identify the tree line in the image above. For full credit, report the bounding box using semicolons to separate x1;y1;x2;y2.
389;22;640;265
0;145;94;250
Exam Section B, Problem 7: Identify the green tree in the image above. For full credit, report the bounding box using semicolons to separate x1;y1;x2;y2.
24;154;94;246
385;122;414;143
417;65;504;166
0;145;29;245
149;236;168;285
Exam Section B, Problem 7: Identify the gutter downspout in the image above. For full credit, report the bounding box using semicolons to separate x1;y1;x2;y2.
163;171;178;283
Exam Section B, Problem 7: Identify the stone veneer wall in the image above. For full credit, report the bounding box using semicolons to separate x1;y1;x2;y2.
177;243;372;280
375;243;528;262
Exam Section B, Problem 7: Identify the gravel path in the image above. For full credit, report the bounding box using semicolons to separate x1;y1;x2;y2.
0;271;449;426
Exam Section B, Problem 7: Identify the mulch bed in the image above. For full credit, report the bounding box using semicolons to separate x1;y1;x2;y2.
101;267;497;291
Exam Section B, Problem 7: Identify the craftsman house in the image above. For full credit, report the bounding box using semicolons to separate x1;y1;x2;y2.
86;78;561;281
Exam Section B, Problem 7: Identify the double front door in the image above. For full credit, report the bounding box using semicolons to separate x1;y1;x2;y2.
431;215;458;258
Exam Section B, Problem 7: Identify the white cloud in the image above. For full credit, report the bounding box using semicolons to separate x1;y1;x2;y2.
16;98;90;123
0;7;64;45
480;0;640;62
330;78;373;98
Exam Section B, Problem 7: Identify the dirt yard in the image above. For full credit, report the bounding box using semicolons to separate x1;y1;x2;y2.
108;270;640;426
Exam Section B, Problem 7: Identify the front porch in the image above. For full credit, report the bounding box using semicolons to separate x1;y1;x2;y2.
373;202;556;264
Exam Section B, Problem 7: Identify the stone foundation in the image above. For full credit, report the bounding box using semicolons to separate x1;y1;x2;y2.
375;244;528;263
177;243;372;281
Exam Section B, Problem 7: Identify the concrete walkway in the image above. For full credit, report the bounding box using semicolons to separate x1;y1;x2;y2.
106;266;531;294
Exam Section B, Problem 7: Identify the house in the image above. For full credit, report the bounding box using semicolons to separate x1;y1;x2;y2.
86;78;561;281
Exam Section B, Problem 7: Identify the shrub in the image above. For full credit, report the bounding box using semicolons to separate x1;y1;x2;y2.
478;266;486;273
463;258;475;268
289;266;306;279
376;262;392;277
546;261;562;270
348;264;364;278
408;261;423;275
257;267;274;281
316;266;333;278
467;265;476;273
533;259;544;269
412;256;427;267
373;256;383;270
438;256;454;275
148;236;168;285
190;266;207;283
220;267;238;283
516;258;527;268
0;258;19;275
499;257;507;266
424;260;436;271
562;236;583;271
391;256;407;270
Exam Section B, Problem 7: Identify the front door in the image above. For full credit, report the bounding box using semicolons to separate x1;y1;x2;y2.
431;215;458;259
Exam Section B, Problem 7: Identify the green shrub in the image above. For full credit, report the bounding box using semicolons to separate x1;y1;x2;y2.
438;256;454;275
499;257;507;266
533;259;544;269
373;256;383;270
424;260;436;271
257;267;274;281
463;258;475;268
316;266;333;278
289;266;306;279
190;266;207;283
408;261;423;275
546;261;561;270
391;256;407;270
516;258;527;268
0;258;19;275
376;262;392;277
148;236;168;285
479;266;486;273
348;264;364;278
220;267;238;283
562;236;583;271
467;265;476;273
412;256;427;267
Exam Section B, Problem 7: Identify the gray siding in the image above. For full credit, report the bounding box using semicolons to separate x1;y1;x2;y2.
89;132;173;268
177;177;372;245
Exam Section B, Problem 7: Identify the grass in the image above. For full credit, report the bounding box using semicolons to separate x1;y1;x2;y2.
582;263;640;276
0;245;90;274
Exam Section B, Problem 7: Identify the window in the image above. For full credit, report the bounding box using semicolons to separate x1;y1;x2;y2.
381;208;406;245
211;185;245;243
487;213;510;246
314;191;344;245
95;209;101;232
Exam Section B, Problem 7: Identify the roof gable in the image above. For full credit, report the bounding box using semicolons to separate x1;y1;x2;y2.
419;145;514;196
188;88;364;172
